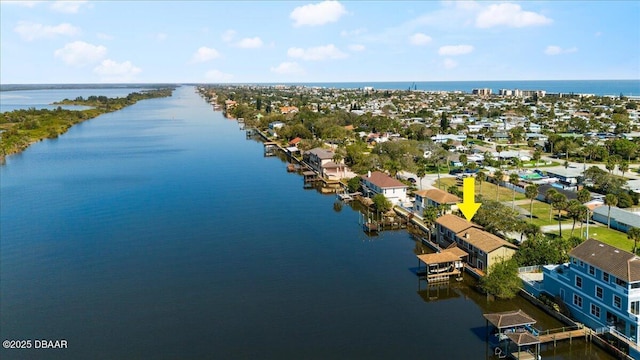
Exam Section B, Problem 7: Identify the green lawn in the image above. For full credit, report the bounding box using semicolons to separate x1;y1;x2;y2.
518;201;573;228
436;177;529;203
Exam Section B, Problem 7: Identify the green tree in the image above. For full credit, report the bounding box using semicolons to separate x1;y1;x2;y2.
576;188;591;204
416;165;426;190
628;227;640;254
604;193;618;229
347;176;361;193
619;160;629;178
372;193;392;213
493;170;504;201
545;188;558;222
551;193;568;238
440;111;449;132
525;184;539;222
566;200;588;237
476;171;487;196
480;259;522;299
509;173;520;210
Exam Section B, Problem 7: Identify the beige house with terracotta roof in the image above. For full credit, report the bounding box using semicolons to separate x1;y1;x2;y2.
413;188;460;216
435;214;518;272
360;171;408;206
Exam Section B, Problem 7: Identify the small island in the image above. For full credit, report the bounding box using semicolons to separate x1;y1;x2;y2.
0;88;174;162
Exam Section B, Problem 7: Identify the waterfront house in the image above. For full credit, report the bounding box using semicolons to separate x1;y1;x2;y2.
413;189;460;216
592;206;640;233
435;214;518;272
360;171;408;206
538;239;640;355
304;147;335;174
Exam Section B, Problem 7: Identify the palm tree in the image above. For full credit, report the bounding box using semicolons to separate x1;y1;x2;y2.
509;173;520;210
476;171;487;196
604;193;618;229
525;184;539;222
493;170;504;201
628;227;640;254
416;166;426;190
545;188;558;222
551;193;568;238
576;188;590;204
619;160;629;178
566;200;588;237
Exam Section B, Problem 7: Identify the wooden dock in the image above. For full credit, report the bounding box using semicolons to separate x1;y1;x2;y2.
537;326;593;346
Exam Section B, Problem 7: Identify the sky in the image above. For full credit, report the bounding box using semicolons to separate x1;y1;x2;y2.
1;0;639;84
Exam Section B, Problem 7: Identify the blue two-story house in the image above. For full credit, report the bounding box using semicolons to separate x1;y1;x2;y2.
540;239;640;356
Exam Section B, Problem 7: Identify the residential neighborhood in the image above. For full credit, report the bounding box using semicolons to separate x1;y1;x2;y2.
199;84;640;357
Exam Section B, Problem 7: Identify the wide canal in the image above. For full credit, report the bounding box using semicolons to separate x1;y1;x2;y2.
0;86;614;359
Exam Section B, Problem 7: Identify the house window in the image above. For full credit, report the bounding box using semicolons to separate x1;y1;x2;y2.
595;286;603;299
573;294;583;308
603;273;609;282
572;258;577;265
591;304;601;318
589;265;595;276
579;260;584;267
576;276;582;288
615;278;627;287
614;295;621;309
631;301;640;315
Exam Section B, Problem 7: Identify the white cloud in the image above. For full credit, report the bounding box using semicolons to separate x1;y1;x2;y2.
409;33;432;46
93;59;141;82
50;1;88;13
221;29;236;42
290;1;347;27
14;21;79;41
155;33;167;42
438;44;474;56
544;45;578;56
270;62;305;75
348;44;365;52
96;33;114;40
190;47;221;63
340;28;366;37
476;3;552;28
54;41;107;66
205;69;233;82
443;58;458;69
2;1;42;7
236;37;263;49
287;44;347;61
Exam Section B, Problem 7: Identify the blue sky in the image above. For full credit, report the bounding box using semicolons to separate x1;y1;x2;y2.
1;1;639;84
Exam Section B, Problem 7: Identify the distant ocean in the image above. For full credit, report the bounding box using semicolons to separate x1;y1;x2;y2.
264;80;640;97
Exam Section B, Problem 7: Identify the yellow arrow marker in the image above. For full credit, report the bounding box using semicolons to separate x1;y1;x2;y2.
457;177;481;221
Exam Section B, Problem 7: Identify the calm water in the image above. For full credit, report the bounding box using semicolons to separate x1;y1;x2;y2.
0;86;614;359
0;87;150;112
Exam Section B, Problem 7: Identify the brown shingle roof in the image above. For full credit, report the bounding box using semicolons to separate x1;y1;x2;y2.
435;214;477;234
483;310;537;329
417;251;462;265
361;171;407;189
570;238;640;283
457;227;518;253
423;189;460;204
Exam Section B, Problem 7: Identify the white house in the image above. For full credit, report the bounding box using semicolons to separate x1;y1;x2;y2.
360;171;408;206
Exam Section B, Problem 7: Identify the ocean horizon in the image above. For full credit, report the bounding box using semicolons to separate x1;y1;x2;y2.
2;79;639;97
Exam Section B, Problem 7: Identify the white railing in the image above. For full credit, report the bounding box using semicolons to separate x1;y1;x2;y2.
518;265;542;273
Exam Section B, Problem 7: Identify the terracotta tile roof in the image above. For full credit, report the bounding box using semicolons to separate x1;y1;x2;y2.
361;171;407;189
435;214;477;233
570;238;640;283
423;189;460;204
457;227;518;253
